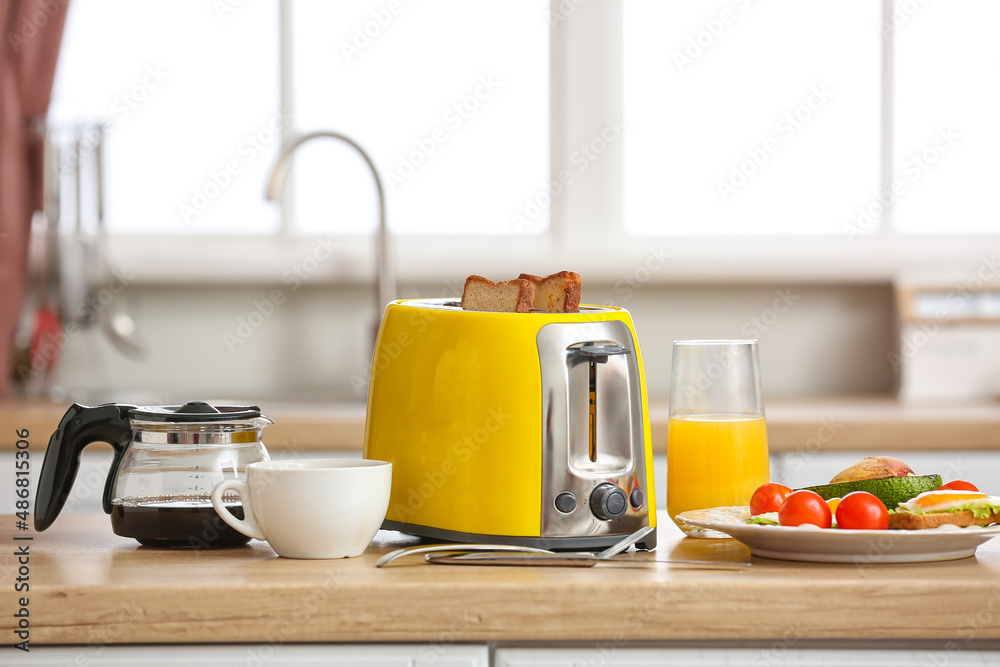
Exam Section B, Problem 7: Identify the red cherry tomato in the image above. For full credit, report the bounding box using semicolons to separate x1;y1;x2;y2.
750;483;792;516
778;490;832;528
936;480;980;492
835;491;889;530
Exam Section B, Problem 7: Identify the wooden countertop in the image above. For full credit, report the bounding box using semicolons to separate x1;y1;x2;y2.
3;396;1000;453
3;514;1000;644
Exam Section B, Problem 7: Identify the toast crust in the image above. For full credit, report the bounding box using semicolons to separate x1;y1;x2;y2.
518;271;582;313
889;509;1000;530
461;275;535;313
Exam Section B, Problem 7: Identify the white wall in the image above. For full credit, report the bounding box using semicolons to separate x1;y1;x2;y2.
43;281;895;404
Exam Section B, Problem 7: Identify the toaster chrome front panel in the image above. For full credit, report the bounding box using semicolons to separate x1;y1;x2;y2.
537;321;651;539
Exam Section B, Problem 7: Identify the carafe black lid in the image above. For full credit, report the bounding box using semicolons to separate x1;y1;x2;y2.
128;401;262;422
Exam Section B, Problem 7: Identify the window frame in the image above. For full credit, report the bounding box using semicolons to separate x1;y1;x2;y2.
103;0;1000;288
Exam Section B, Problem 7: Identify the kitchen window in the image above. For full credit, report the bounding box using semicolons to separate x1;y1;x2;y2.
289;1;549;237
891;0;1000;234
48;0;999;285
49;0;282;235
623;0;882;237
623;0;1000;239
50;0;549;238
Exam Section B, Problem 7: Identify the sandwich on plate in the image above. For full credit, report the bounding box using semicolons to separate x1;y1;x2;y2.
890;490;1000;530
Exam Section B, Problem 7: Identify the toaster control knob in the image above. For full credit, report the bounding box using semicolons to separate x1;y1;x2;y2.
590;484;627;521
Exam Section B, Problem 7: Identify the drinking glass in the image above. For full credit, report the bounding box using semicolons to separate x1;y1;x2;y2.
667;339;770;538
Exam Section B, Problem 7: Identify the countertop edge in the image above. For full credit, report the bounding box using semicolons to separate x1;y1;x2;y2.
5;396;1000;453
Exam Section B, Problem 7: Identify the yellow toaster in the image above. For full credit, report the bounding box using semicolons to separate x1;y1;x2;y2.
362;298;657;550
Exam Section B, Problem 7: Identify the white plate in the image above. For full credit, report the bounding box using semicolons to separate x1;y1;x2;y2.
676;508;1000;563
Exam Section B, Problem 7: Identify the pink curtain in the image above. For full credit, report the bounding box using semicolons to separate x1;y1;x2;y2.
0;0;68;399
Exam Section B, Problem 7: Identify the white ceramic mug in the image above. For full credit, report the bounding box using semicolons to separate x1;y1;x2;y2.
211;458;391;559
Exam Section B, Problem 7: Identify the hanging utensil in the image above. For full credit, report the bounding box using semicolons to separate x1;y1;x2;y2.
93;124;143;358
11;127;59;392
57;127;92;326
28;141;64;391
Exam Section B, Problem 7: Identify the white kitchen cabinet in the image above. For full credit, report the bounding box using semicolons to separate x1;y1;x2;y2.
22;644;489;666
496;647;1000;666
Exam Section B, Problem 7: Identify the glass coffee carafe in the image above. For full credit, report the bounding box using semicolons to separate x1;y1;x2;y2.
35;401;272;548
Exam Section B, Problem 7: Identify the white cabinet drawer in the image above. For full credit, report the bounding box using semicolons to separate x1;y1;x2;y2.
496;647;1000;666
24;644;489;666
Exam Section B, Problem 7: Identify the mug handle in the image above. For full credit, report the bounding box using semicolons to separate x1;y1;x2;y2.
211;479;266;541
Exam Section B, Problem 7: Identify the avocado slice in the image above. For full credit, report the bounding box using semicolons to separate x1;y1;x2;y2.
801;474;942;510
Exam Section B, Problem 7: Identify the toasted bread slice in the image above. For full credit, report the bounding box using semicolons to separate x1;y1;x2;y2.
461;275;535;313
889;510;1000;530
517;271;582;313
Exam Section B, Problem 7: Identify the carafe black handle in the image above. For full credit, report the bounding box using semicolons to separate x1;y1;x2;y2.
34;403;135;531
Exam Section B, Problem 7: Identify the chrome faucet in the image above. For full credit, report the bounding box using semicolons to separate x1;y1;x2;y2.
264;131;395;323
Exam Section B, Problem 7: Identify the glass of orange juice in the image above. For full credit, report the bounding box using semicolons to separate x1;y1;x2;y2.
667;339;770;538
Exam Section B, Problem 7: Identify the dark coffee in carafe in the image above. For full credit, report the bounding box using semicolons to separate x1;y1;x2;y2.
111;496;250;548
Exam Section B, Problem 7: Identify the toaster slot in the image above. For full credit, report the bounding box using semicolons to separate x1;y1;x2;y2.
578;344;631;464
567;342;633;475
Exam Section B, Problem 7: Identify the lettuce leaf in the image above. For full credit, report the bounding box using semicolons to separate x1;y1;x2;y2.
970;504;1000;519
892;502;1000;518
748;515;778;526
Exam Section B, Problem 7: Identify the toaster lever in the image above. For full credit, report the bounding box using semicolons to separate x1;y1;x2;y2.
576;344;631;364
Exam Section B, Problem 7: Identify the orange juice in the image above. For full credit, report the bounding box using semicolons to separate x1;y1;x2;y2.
666;415;770;527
